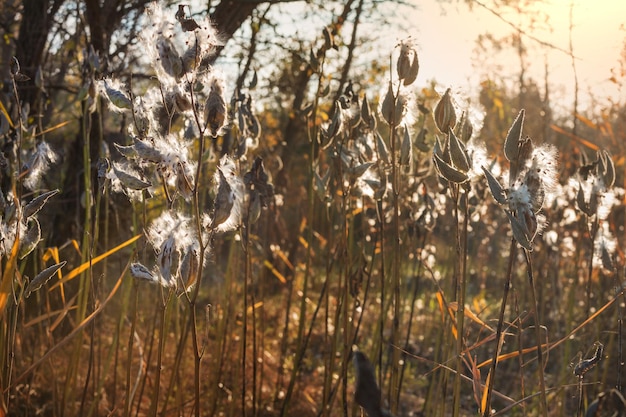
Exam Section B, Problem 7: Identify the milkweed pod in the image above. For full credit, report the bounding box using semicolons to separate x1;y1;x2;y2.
448;128;470;173
103;80;132;111
25;261;67;298
504;109;525;162
130;262;158;284
23;189;59;220
19;218;41;259
397;40;419;86
361;95;377;131
400;126;413;167
434;89;456;133
204;79;227;138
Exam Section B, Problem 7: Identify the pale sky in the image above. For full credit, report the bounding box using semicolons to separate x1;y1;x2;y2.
406;0;626;112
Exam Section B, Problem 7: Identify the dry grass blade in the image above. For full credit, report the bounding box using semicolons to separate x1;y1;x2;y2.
50;234;141;289
0;231;20;318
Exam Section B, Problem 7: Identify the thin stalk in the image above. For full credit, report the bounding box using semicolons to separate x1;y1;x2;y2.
513;290;527;417
452;185;468;417
523;250;548;417
125;282;139;417
585;216;599;318
483;237;516;417
147;291;174;417
388;80;402;415
242;231;250;417
376;198;386;394
135;299;159;417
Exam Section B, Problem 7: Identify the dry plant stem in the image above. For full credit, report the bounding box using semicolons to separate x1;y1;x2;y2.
523;250;548;417
135;301;158;416
1;78;22;410
242;242;249;417
340;175;352;417
376;198;386;394
187;82;209;417
148;292;174;417
483;237;516;417
453;186;469;417
576;376;584;417
389;82;402;414
618;280;625;392
125;282;139;417
513;291;527;417
585;216;599;317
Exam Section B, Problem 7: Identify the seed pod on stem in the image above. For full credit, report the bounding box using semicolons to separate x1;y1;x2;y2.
434;88;456;134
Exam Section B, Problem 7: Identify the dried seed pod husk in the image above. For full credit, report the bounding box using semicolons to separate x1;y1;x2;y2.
519;207;538;242
323;27;334;50
400;126;413;167
433;153;468;184
25;261;67;298
174;91;192;112
434;88;456;133
506;210;532;251
212;169;234;228
243;157;274;206
460;117;473;142
314;168;329;202
20;218;41;259
326;101;344;140
130;262;156;283
113;167;151;190
179;246;199;291
157;37;183;79
114;143;137;159
157;236;177;287
309;47;320;72
204;80;227;138
10;56;20;76
576;184;591;215
103;80;132;110
23;189;59;219
397;41;419;86
509;136;533;187
375;132;390;165
350;162;374;179
249;70;258;89
361;95;377;131
600;150;615;188
247;191;262;225
482;167;507;205
380;82;396;125
415;128;430;153
448;129;470;173
504;109;525;162
525;171;545;213
176;161;194;200
133;138;163;163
